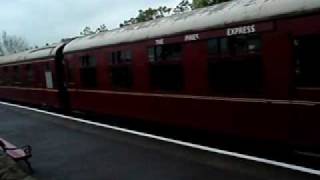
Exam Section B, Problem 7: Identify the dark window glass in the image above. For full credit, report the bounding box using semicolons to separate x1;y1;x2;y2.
45;63;50;72
109;50;133;89
294;36;320;87
3;67;9;85
156;46;162;60
110;50;132;65
148;47;155;62
208;58;263;95
210;35;261;56
220;38;229;54
150;64;184;91
231;35;261;55
248;37;261;53
80;55;97;88
110;66;133;89
65;61;74;83
148;43;183;91
208;39;219;54
148;44;182;62
122;50;132;62
207;34;263;95
117;51;122;64
111;52;116;64
26;64;34;85
81;56;96;68
162;44;182;60
0;68;4;85
233;35;248;54
13;66;21;85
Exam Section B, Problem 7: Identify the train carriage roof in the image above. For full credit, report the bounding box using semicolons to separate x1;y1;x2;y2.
64;0;320;53
0;43;65;65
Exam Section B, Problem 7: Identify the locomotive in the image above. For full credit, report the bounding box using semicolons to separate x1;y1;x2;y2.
0;0;320;153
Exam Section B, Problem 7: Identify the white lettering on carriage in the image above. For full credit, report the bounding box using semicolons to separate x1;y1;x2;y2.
155;39;164;45
185;34;200;41
227;25;256;36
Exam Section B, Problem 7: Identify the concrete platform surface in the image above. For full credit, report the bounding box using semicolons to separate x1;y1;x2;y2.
0;103;318;180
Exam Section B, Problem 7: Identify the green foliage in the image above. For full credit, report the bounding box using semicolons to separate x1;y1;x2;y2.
173;0;193;14
80;24;108;36
120;6;172;27
192;0;230;9
80;26;95;36
119;0;230;27
96;24;108;32
80;0;231;34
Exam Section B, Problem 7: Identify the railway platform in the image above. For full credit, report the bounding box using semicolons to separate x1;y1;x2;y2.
0;102;319;180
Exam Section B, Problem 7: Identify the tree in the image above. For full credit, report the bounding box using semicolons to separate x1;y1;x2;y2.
96;24;108;33
120;6;172;27
80;0;231;32
80;24;108;36
192;0;230;9
80;26;95;36
0;31;29;56
173;0;193;14
119;0;230;27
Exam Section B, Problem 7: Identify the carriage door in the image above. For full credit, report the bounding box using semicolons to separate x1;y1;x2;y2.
292;35;320;151
294;35;320;89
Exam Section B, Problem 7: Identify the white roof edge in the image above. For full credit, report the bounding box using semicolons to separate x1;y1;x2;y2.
0;42;65;65
64;0;320;53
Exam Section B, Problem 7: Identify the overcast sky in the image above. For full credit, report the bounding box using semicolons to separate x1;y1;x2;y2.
0;0;181;46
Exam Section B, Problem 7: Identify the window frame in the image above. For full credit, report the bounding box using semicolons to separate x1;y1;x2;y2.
148;43;183;63
207;34;262;58
207;34;263;96
108;50;134;90
110;50;132;65
79;55;98;89
148;43;184;92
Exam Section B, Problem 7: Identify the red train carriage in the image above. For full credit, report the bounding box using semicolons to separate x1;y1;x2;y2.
0;43;67;109
63;0;320;151
0;0;319;153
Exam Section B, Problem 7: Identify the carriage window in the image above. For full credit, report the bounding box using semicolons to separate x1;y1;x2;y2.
26;64;34;85
45;63;50;71
65;61;75;83
248;36;261;53
208;39;219;54
208;58;263;95
109;50;133;89
208;35;262;95
162;44;181;60
122;50;132;62
294;36;320;87
110;66;133;89
148;47;156;62
232;35;261;54
110;50;132;65
81;56;96;68
148;43;182;62
208;38;230;55
0;68;4;85
148;43;184;91
2;67;9;85
150;64;184;92
80;55;97;88
233;36;248;54
209;35;261;56
220;38;230;54
13;66;21;85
